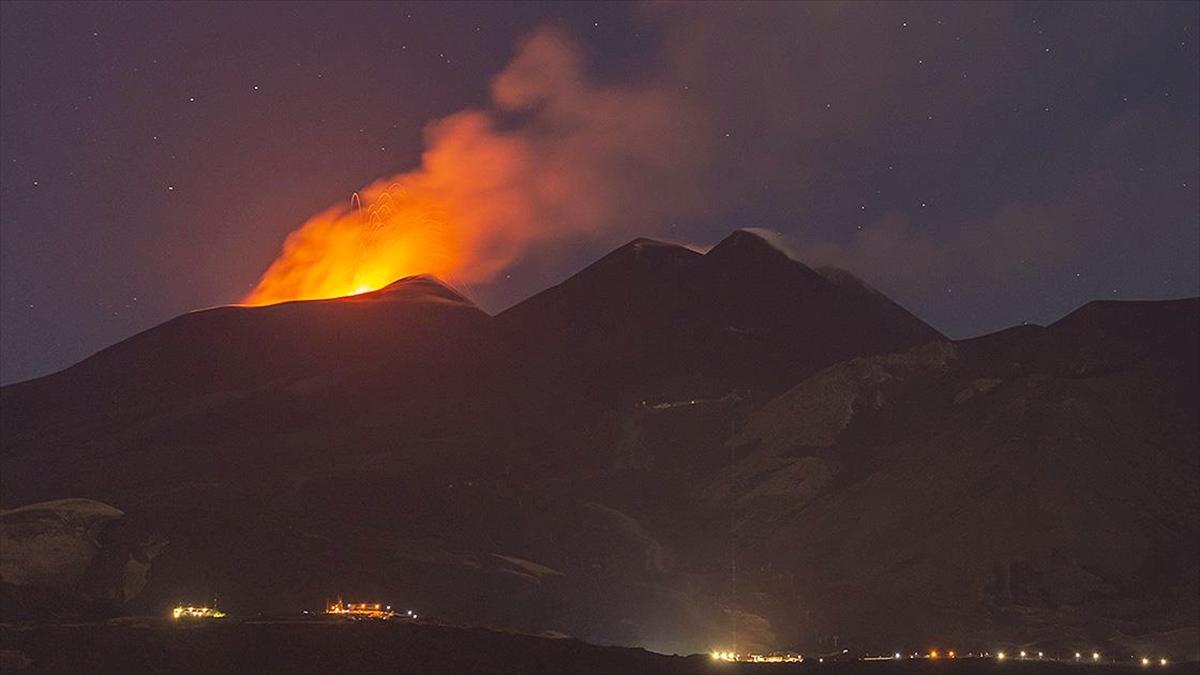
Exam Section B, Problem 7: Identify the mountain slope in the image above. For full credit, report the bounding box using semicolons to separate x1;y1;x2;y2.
0;234;1193;659
710;298;1199;656
499;230;943;399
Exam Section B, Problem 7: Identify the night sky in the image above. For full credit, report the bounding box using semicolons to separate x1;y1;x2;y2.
2;1;1197;385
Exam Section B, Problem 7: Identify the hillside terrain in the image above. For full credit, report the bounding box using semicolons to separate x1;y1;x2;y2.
1;230;1195;660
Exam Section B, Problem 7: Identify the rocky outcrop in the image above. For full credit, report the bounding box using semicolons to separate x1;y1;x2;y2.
0;499;166;620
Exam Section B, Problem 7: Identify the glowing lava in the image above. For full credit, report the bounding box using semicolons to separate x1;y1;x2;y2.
242;181;464;305
242;28;697;307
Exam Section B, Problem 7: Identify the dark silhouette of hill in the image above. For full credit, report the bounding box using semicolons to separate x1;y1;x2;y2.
1;231;1195;661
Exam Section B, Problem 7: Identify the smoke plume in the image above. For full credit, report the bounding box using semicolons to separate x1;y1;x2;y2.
244;28;707;305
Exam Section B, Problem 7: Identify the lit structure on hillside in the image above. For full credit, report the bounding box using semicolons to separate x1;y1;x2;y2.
171;605;226;620
748;652;802;663
711;650;802;664
325;598;397;620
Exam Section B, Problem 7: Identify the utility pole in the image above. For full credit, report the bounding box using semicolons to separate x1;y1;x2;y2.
730;418;737;654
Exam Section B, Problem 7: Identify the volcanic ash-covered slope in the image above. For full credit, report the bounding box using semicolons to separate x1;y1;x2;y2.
0;232;946;651
713;298;1199;658
6;233;1191;658
498;230;943;400
0;275;490;505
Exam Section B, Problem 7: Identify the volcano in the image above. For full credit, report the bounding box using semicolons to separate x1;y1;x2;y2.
1;230;1196;660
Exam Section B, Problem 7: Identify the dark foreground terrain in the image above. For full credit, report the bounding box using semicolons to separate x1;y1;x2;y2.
3;232;1197;655
0;620;1187;675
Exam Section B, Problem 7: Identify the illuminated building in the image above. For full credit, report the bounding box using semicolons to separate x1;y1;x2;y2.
747;652;802;663
325;597;397;620
171;605;226;620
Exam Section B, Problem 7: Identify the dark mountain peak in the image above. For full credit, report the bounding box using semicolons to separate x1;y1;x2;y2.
586;236;702;273
356;274;478;309
704;228;808;269
498;237;701;326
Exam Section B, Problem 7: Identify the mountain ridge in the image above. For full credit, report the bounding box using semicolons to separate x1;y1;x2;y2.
1;232;1196;659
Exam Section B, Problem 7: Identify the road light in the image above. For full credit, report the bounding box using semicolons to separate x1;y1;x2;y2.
997;652;1006;660
1142;657;1151;666
1093;652;1101;662
1020;651;1027;659
1160;658;1168;666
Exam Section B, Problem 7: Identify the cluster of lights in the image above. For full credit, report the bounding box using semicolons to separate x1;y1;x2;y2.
772;646;1172;667
710;650;738;662
171;605;226;620
325;599;399;620
747;653;801;663
863;646;1171;667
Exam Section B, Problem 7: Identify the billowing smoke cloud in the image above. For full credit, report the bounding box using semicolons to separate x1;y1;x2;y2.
245;28;709;305
247;3;1197;338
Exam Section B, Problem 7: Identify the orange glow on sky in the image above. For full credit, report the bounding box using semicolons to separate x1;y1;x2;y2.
242;181;464;305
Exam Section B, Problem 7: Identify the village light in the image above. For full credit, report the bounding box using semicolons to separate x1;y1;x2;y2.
1076;652;1082;660
1093;652;1101;662
1020;650;1026;659
171;605;225;620
894;652;901;659
1160;658;1168;666
997;652;1006;660
1142;657;1151;666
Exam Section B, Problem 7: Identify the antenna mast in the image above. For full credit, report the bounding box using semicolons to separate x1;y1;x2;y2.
730;418;737;654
